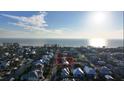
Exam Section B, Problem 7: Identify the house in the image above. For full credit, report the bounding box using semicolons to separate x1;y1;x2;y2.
99;66;112;77
21;70;44;81
83;66;96;79
104;75;114;80
97;60;106;66
21;71;38;81
73;67;84;80
61;67;70;78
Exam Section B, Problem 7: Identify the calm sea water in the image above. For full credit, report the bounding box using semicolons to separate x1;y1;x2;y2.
0;38;123;48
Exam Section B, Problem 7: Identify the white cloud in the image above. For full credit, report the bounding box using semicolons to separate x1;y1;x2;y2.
1;12;47;31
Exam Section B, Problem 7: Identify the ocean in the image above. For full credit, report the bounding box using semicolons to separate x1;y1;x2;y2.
0;38;123;48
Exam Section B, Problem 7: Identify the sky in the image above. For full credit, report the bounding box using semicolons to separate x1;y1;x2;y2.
0;11;123;39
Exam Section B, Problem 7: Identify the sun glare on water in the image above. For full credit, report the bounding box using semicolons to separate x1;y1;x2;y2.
89;38;106;47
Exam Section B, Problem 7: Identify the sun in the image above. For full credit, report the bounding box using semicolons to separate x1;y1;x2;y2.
91;12;108;25
89;38;106;47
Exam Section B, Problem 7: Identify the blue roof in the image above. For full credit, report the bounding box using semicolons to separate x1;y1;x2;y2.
84;66;96;75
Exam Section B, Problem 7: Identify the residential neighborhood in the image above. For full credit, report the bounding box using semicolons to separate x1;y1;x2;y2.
0;43;123;81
